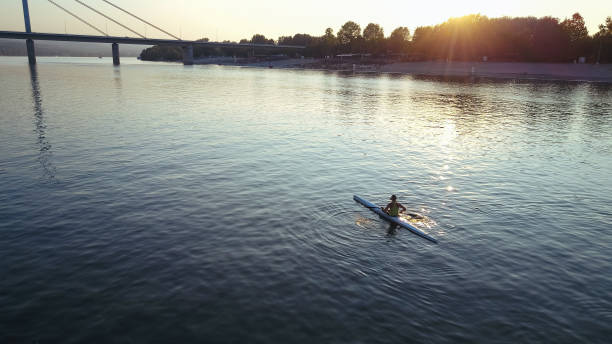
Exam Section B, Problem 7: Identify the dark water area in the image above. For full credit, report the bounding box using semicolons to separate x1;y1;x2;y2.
1;57;611;343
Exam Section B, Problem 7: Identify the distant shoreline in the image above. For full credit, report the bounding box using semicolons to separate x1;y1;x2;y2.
3;55;611;83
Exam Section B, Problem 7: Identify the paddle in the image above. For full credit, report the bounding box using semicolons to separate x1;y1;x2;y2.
363;205;423;219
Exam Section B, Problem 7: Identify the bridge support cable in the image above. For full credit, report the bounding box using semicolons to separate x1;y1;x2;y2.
101;0;180;40
22;0;32;32
73;0;145;38
47;0;107;36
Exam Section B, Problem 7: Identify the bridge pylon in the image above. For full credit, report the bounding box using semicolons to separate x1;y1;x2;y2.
112;43;120;65
182;45;194;65
22;0;36;65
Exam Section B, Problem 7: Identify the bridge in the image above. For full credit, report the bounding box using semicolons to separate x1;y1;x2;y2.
5;0;304;66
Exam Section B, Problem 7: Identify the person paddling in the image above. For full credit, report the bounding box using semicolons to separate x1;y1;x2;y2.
382;195;406;217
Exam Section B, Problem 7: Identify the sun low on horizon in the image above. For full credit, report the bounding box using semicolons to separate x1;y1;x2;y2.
0;0;609;41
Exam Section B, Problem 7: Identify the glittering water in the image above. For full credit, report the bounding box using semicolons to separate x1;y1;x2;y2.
1;57;611;343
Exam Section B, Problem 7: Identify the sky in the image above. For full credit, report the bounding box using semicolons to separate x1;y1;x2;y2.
2;0;610;41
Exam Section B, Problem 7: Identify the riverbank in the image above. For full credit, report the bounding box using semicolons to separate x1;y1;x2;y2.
378;61;612;83
305;60;612;83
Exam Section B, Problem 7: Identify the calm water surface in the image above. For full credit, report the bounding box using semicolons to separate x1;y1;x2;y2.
1;57;611;343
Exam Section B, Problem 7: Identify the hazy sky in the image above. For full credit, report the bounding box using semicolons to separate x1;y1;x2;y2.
2;0;610;41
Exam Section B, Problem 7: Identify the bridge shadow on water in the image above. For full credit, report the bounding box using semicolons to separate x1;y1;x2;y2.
28;65;56;181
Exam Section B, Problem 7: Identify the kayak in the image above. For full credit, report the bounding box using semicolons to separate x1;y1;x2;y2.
353;195;438;243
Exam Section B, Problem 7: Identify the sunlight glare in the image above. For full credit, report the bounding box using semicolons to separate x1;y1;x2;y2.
394;0;524;28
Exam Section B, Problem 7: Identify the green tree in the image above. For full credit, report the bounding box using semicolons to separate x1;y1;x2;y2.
560;13;591;59
338;20;361;48
412;26;432;44
323;28;336;42
363;23;384;41
598;16;612;36
411;26;433;57
321;28;337;56
561;13;588;42
388;26;411;53
363;23;385;54
595;17;612;63
251;34;274;44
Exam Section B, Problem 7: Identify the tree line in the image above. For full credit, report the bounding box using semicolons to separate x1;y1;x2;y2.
140;13;612;63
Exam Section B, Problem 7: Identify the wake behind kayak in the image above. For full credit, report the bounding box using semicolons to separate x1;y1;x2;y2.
353;195;438;243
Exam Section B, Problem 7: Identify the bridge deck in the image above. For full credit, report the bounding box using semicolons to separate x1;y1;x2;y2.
0;31;304;49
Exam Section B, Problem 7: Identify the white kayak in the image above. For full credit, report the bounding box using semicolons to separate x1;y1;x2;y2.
353;195;438;243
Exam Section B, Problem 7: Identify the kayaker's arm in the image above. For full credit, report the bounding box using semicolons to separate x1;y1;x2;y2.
398;203;406;213
381;203;390;214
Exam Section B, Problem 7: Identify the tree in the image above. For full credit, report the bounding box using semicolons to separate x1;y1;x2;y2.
278;33;313;46
320;28;337;56
363;23;384;41
595;17;612;63
598;16;612;36
390;27;410;42
292;33;314;46
411;26;433;57
139;45;182;60
560;13;591;59
277;35;292;44
362;23;385;54
561;13;588;42
409;15;579;62
388;26;411;53
251;34;274;44
337;21;361;51
412;26;432;44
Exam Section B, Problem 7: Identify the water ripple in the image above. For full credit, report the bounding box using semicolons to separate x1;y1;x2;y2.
0;57;611;343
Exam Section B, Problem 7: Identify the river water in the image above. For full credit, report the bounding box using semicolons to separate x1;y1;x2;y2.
1;57;611;343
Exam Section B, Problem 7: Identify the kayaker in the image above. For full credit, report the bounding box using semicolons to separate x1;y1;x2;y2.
382;195;406;217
